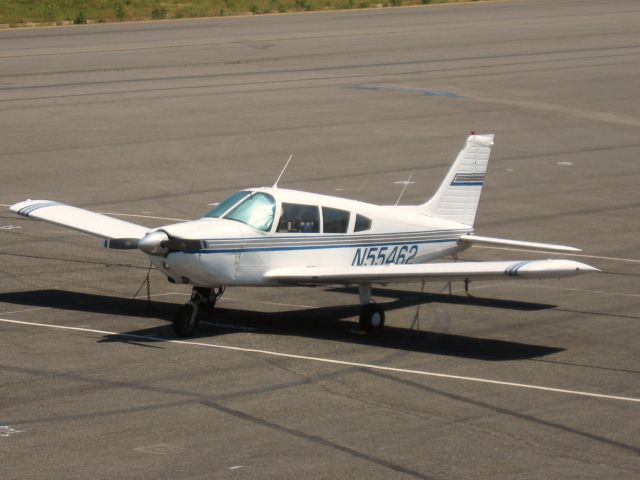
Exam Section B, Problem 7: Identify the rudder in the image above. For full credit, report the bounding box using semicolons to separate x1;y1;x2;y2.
418;133;494;226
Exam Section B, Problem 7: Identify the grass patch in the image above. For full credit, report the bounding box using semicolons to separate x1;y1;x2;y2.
0;0;481;26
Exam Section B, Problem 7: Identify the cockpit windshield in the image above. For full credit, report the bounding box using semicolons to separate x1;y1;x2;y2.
224;192;276;232
204;191;251;218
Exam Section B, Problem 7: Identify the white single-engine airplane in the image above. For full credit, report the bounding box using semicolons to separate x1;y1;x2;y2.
11;133;598;337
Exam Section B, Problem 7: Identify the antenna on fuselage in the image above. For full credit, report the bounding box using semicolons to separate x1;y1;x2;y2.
273;154;293;189
394;174;415;206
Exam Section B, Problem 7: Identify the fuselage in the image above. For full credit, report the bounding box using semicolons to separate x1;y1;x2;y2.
147;187;473;287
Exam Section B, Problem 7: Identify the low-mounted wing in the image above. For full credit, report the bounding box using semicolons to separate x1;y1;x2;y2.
11;200;149;244
264;259;598;285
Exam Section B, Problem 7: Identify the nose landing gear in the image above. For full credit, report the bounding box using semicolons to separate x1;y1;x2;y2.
173;286;225;337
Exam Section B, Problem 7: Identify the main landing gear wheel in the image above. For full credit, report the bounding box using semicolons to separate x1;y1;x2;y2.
173;302;199;337
359;304;385;332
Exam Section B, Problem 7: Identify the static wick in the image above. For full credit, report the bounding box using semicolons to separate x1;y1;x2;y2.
273;154;293;189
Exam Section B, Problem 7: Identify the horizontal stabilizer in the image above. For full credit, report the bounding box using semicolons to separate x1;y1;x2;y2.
459;234;581;253
11;200;149;240
264;259;598;285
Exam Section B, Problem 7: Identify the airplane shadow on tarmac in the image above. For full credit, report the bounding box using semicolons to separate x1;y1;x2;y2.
0;289;562;361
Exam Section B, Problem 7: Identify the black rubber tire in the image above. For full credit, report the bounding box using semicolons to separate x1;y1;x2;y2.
359;304;385;331
173;302;200;337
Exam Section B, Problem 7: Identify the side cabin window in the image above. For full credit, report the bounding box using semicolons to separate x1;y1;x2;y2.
224;192;275;232
322;207;350;234
354;214;372;232
277;203;320;233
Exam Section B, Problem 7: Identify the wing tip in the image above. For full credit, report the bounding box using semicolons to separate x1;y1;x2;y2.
10;200;60;217
9;200;30;213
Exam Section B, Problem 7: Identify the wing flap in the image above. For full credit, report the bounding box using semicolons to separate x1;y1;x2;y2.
264;260;598;285
11;200;149;240
459;234;581;253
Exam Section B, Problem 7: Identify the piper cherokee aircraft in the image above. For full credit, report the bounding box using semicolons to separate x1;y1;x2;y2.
11;133;598;337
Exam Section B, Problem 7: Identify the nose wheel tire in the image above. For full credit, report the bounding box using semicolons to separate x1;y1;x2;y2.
173;302;200;337
359;304;385;331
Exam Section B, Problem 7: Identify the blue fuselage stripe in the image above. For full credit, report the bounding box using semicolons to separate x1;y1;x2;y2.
196;238;457;254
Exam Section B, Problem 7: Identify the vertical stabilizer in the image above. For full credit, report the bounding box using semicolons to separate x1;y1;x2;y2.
418;133;494;226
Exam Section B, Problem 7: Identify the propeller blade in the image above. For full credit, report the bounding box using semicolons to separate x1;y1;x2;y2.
103;238;140;249
103;232;203;255
164;238;204;252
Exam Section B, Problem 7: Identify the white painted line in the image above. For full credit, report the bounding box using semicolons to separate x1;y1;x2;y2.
0;307;47;316
201;321;257;332
132;291;318;309
134;443;171;455
475;246;640;264
0;425;24;437
510;283;640;299
449;282;511;294
0;204;11;207
133;292;188;299
457;280;640;300
221;297;318;309
1;316;639;404
229;466;244;470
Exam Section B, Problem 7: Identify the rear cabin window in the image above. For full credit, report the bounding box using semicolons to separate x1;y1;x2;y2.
354;214;372;232
322;207;350;233
277;203;320;233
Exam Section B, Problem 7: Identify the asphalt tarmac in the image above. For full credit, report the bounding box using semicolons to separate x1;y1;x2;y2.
1;0;639;478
